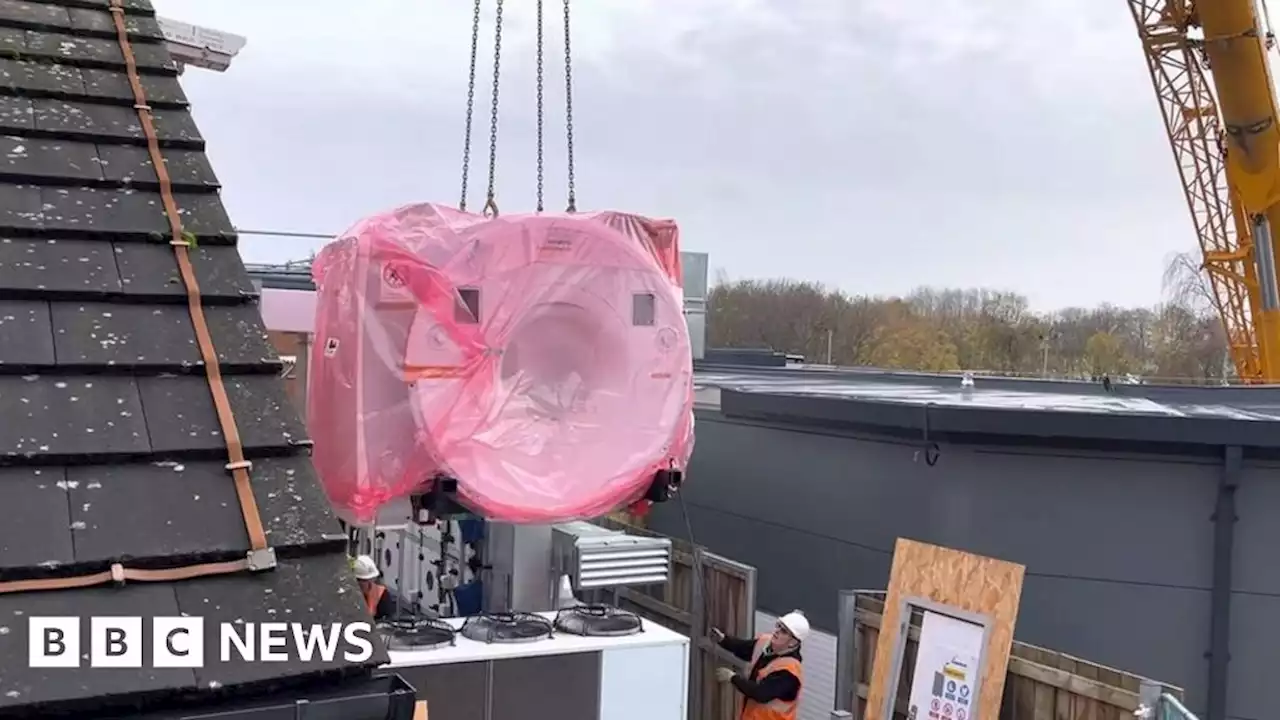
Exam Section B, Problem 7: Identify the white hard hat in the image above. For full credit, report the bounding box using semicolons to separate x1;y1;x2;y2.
778;611;810;643
352;555;380;580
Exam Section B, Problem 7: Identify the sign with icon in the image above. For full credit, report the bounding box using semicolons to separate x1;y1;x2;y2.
905;610;982;720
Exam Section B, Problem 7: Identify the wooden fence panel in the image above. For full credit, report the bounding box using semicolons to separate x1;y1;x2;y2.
597;516;757;720
847;594;1182;720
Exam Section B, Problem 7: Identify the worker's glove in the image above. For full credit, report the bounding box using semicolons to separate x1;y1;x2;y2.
715;667;736;683
710;627;725;643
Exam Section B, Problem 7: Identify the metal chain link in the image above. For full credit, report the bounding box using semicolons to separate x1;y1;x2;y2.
459;0;482;211
563;0;577;212
483;0;504;217
535;0;545;212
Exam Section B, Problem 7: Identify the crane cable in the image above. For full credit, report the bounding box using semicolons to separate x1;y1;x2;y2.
563;0;578;212
484;0;504;217
536;0;545;212
458;0;503;217
459;0;577;216
459;0;482;212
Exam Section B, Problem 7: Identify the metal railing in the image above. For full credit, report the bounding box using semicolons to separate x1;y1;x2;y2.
1136;682;1199;720
1152;693;1200;720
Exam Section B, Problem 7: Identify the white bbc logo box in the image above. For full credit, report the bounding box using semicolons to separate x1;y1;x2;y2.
28;617;374;668
29;617;206;668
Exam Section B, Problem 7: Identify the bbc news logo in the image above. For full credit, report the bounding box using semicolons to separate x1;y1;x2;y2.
27;617;375;668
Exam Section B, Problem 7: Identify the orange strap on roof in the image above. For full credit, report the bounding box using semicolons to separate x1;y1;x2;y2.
0;1;274;595
0;560;254;594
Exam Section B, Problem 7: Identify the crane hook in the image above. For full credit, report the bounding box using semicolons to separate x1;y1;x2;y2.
914;403;941;467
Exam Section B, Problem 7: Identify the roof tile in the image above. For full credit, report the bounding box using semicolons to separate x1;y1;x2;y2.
0;238;256;299
0;2;71;29
0;297;54;362
138;375;309;454
0;134;103;181
37;185;232;236
49;302;275;368
0;466;74;568
112;242;255;297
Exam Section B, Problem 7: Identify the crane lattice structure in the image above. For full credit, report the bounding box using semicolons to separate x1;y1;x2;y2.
1127;0;1265;381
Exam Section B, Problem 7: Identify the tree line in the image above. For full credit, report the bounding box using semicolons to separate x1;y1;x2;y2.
705;255;1232;383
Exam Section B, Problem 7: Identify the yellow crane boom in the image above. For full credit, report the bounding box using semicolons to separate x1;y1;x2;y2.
1129;0;1280;381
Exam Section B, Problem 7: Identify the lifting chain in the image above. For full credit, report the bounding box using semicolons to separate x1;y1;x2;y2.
483;0;504;217
563;0;577;212
458;0;482;212
535;0;545;212
458;0;573;216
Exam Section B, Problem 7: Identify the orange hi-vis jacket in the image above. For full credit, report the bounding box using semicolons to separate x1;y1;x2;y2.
363;582;386;616
741;634;803;720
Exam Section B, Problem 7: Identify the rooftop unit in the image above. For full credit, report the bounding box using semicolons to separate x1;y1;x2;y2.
372;513;688;720
551;520;673;592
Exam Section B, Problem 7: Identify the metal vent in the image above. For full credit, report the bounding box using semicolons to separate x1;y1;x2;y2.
551;521;671;590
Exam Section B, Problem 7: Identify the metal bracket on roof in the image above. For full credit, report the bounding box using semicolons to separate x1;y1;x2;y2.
278;354;298;378
247;548;278;572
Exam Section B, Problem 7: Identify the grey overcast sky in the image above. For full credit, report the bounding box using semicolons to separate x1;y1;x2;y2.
151;0;1196;311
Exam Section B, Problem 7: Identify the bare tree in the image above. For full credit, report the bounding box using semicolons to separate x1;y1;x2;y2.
1162;250;1214;313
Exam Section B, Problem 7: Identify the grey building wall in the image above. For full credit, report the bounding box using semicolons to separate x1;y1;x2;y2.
651;411;1275;720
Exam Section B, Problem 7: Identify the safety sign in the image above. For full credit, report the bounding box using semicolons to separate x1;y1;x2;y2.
906;610;983;720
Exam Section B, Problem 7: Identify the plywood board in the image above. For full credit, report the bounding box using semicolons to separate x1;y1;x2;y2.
864;538;1025;720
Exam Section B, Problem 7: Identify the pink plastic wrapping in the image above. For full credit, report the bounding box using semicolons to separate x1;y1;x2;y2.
308;203;694;524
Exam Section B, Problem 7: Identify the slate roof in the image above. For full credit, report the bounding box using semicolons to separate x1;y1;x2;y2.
0;0;386;715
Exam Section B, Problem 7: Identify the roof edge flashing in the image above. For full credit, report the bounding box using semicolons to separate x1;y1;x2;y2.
719;388;1280;451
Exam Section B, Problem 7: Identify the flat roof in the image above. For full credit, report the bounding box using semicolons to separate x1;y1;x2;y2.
695;364;1280;451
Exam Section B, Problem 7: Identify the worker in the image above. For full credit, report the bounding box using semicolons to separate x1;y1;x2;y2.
352;555;401;620
711;610;808;720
